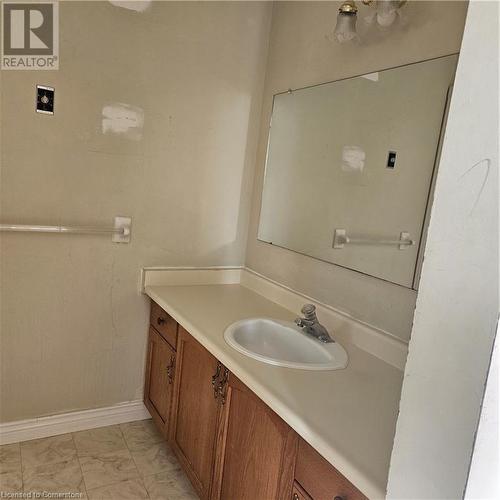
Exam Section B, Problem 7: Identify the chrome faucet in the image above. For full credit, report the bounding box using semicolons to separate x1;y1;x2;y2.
295;304;334;343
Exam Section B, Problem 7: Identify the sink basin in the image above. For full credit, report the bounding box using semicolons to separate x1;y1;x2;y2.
224;318;348;371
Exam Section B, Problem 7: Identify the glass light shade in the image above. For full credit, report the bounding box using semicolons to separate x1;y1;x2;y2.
376;0;399;28
377;10;397;27
334;13;359;43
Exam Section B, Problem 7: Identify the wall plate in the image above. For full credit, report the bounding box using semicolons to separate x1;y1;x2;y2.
113;216;132;243
36;85;54;114
387;151;397;169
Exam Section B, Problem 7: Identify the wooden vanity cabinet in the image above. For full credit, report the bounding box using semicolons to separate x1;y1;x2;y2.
211;374;298;500
144;327;176;438
294;439;367;500
169;326;222;500
292;481;313;500
144;301;178;438
150;300;178;348
145;299;368;500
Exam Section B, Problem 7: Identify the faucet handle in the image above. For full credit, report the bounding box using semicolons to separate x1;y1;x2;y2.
301;303;317;320
301;303;315;314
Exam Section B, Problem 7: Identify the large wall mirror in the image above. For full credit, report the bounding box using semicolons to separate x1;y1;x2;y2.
258;55;458;289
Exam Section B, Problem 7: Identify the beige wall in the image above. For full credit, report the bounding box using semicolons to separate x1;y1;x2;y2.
0;1;272;422
245;1;467;340
0;1;468;423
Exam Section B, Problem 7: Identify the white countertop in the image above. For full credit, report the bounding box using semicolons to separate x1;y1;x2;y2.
146;283;403;499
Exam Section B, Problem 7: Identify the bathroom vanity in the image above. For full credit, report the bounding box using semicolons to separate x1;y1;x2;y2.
146;299;365;500
141;267;406;500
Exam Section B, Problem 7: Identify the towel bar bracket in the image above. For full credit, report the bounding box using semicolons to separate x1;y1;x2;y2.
333;228;415;250
112;216;132;243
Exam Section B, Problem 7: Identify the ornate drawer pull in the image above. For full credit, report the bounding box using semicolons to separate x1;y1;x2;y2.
166;355;175;384
216;367;229;405
212;362;222;399
211;363;229;404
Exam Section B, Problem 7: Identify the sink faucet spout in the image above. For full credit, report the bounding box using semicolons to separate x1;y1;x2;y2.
295;304;334;343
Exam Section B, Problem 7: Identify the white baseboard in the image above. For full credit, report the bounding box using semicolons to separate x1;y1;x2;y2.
0;400;151;445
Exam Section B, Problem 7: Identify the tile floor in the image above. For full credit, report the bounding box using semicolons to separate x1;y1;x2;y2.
0;420;198;499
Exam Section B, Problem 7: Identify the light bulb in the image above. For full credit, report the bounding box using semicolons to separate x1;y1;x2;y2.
334;12;359;43
376;0;400;28
377;10;397;27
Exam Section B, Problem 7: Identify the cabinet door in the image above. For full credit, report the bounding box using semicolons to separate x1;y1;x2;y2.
170;326;221;499
211;374;298;500
150;300;178;348
292;482;313;500
294;439;367;500
144;327;175;436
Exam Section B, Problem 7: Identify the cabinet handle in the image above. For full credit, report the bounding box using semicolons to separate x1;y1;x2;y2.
216;367;229;405
292;494;299;500
166;355;175;384
211;363;229;404
333;497;344;500
212;362;222;399
157;317;166;326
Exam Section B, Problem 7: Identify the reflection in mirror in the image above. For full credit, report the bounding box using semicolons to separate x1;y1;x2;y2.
258;55;458;289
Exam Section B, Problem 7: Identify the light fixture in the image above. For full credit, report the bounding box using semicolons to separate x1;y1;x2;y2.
333;0;359;43
333;0;407;43
376;1;399;27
